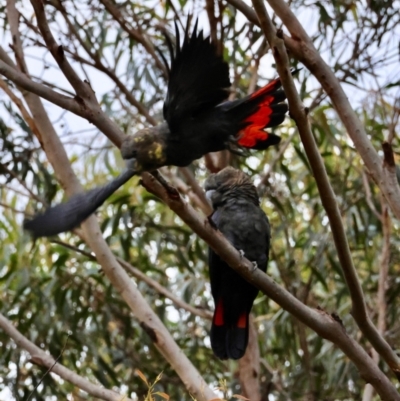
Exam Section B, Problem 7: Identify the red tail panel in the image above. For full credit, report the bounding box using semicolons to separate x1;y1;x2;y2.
237;78;282;148
237;312;248;329
213;299;224;326
237;96;275;147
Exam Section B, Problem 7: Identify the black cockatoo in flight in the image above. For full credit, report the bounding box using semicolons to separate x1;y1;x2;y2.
205;167;270;360
24;22;288;237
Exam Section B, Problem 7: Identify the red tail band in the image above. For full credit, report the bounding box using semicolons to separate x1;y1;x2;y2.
213;299;224;326
237;78;282;148
237;312;247;329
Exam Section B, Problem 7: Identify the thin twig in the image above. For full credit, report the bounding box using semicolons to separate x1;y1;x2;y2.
98;0;168;77
0;162;45;204
50;0;156;125
0;201;28;215
27;334;71;401
51;239;213;320
362;170;382;222
0;77;42;144
0;313;131;401
0;58;123;143
257;131;296;190
29;0;125;146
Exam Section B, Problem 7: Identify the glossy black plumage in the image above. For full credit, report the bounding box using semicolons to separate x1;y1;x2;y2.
163;21;231;132
205;167;270;360
24;22;288;238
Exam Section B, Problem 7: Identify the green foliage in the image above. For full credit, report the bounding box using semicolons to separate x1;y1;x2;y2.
0;0;399;400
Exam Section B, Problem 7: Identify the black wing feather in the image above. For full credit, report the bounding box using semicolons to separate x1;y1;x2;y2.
174;20;181;57
163;24;231;132
155;45;170;77
164;32;175;71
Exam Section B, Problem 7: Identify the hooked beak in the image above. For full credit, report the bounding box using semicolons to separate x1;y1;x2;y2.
205;189;216;202
125;157;138;172
120;136;137;159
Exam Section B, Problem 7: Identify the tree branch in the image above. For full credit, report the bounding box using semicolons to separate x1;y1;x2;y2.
29;0;125;146
362;171;382;221
180;168;211;210
363;198;392;401
0;57;124;147
30;0;92;98
49;0;157;125
51;239;213;320
98;0;168;78
4;1;82;196
0;313;132;401
238;315;261;400
205;0;218;45
257;131;296;191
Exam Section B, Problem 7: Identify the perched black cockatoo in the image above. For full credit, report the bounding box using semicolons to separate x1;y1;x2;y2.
205;167;270;360
24;22;288;237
